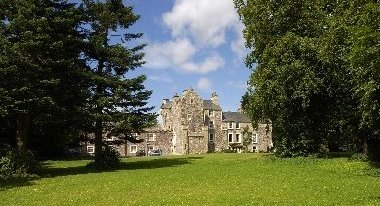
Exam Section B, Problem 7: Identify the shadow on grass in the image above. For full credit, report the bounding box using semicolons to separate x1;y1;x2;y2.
0;176;39;192
0;156;203;191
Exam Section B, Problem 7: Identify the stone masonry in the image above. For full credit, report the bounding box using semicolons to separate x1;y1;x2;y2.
84;89;272;156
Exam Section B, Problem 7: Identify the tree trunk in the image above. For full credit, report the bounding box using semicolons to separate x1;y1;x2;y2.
16;114;30;153
363;136;369;159
94;120;103;162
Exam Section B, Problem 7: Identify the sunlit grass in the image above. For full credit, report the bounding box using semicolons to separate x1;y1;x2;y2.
1;153;379;205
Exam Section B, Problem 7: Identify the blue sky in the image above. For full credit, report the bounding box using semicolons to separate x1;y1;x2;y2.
127;0;251;113
76;0;252;113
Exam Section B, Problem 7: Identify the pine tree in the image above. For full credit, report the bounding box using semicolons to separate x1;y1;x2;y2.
0;0;87;154
80;0;156;168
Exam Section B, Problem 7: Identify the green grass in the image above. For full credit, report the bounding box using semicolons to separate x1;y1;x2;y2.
1;153;379;205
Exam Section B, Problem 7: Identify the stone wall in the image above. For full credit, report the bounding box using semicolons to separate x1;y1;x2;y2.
125;130;173;156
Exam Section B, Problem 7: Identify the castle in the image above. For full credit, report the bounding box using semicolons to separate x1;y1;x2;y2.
85;89;272;156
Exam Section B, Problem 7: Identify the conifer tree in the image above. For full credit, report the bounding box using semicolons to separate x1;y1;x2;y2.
0;0;87;154
80;0;156;168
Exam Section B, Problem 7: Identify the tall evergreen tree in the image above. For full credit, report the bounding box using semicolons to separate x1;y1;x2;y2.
0;0;87;154
80;0;155;167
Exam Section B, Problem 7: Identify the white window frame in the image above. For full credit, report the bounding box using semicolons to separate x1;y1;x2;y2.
252;133;258;143
209;133;214;143
209;120;214;129
252;145;257;153
236;122;240;129
228;133;233;143
130;145;137;153
209;110;214;117
147;133;155;141
228;122;233;129
236;133;241;143
87;146;95;154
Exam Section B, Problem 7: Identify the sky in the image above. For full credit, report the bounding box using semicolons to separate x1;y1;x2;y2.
79;0;252;113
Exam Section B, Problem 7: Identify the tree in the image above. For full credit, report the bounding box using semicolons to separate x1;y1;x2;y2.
80;0;156;168
348;1;380;161
0;0;88;154
234;0;365;157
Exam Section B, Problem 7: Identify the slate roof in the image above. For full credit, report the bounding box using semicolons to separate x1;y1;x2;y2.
203;100;222;111
160;101;173;109
160;100;222;111
222;112;251;123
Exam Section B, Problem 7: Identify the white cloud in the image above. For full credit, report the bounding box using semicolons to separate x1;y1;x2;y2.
148;73;173;83
181;55;224;74
145;38;196;69
144;0;245;74
197;77;213;92
163;0;238;48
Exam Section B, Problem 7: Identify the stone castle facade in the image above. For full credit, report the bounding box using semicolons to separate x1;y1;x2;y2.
85;89;272;156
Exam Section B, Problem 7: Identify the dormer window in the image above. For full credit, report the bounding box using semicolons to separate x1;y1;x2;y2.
228;122;233;129
209;110;214;117
236;123;240;129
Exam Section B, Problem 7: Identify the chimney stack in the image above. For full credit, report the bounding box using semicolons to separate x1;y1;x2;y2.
211;92;218;105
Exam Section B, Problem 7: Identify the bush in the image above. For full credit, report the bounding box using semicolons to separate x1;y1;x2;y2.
0;149;41;181
0;156;14;180
86;146;120;170
350;153;368;162
221;149;235;153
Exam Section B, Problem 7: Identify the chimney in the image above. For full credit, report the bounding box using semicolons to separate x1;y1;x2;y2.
211;92;218;105
162;99;169;105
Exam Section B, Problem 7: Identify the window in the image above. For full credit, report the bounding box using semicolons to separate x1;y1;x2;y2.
170;138;173;143
236;134;241;143
209;110;214;117
209;133;214;143
228;133;233;143
252;146;257;152
209;120;214;129
148;145;154;152
87;146;95;154
252;133;258;143
228;122;233;129
147;133;155;141
236;122;240;129
130;145;137;153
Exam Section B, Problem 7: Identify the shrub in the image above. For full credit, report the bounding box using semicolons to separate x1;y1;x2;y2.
0;149;41;181
350;153;368;162
0;156;14;180
87;146;120;170
221;149;235;153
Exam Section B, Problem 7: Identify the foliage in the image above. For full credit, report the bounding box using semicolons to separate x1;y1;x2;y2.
0;0;89;154
79;0;156;168
221;148;235;153
0;149;40;180
235;0;380;158
241;126;252;150
86;145;120;170
0;156;13;180
1;154;379;205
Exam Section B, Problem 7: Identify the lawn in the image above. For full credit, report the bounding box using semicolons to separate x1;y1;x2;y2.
0;153;379;205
